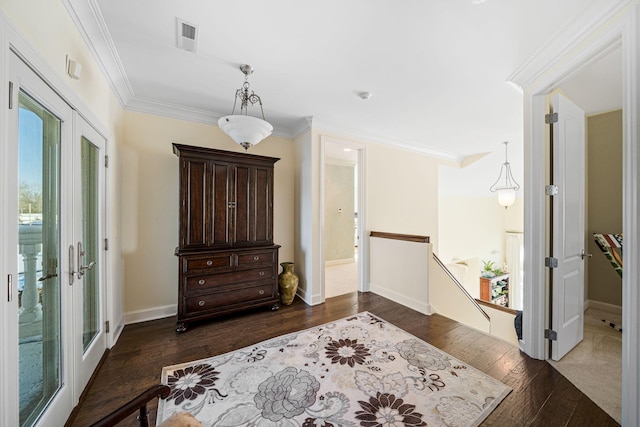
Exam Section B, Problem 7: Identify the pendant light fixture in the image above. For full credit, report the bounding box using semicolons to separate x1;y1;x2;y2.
490;141;520;208
218;64;273;151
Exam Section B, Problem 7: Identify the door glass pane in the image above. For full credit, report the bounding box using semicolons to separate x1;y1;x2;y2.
81;136;100;351
18;91;62;426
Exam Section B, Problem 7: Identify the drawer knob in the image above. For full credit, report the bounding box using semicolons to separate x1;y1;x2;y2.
198;300;205;307
198;279;205;285
253;256;260;261
259;271;265;277
206;260;213;266
259;290;265;295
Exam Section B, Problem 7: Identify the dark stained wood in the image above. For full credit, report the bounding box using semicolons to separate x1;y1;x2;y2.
87;385;170;427
476;298;519;315
174;144;280;332
370;231;430;243
68;292;620;427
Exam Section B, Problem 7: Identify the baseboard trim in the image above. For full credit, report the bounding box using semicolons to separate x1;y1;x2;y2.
124;304;177;325
586;299;622;315
370;283;431;315
325;258;355;267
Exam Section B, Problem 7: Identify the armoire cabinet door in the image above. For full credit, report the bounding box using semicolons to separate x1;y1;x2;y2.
211;162;232;246
175;144;278;250
232;164;251;245
251;166;273;245
179;158;209;249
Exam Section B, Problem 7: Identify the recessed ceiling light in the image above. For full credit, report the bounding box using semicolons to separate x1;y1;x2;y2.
344;148;353;152
358;91;372;100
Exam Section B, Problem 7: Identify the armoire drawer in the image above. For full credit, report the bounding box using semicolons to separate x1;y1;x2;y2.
184;284;275;314
236;249;276;268
184;266;275;294
183;253;234;272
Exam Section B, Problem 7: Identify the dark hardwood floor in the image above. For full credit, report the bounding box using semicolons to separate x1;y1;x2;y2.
68;292;619;427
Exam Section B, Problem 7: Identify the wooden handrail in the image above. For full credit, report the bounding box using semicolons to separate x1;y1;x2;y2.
475;298;519;315
88;384;170;427
370;231;429;243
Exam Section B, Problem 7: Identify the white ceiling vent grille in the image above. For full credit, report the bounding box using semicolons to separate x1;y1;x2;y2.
176;18;198;53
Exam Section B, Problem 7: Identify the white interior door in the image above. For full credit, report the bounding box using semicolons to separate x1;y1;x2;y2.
550;92;586;361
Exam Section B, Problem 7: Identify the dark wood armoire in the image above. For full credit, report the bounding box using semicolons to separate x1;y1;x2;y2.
173;143;280;332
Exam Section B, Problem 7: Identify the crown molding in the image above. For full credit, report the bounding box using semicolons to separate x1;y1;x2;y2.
312;118;459;162
291;116;313;138
62;0;463;161
62;0;133;107
126;96;221;125
507;0;634;90
125;95;291;139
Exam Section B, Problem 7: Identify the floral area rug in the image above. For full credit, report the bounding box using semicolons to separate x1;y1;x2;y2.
157;312;511;427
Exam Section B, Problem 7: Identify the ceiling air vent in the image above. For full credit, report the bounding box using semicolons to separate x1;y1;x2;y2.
176;18;198;53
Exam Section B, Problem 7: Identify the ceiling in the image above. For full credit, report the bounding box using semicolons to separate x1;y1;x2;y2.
65;0;620;167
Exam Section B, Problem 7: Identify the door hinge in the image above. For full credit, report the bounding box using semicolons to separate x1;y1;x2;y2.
105;320;110;333
545;185;558;196
105;155;109;168
545;329;558;341
545;113;558;124
8;81;14;109
7;274;12;302
545;257;558;268
104;238;109;251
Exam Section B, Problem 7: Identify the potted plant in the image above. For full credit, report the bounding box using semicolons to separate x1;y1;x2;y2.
481;260;506;278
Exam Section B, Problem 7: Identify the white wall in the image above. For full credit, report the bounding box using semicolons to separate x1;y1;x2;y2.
294;129;442;305
438;195;523;269
370;237;430;314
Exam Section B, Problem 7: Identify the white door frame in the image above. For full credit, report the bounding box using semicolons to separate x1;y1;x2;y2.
319;135;369;302
508;2;640;425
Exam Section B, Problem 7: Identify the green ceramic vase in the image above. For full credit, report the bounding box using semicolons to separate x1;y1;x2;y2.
278;262;299;305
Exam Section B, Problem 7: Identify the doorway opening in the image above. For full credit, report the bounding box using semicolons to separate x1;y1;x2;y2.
321;138;365;299
545;44;623;422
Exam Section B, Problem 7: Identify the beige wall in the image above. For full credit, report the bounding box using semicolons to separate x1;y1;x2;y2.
294;131;442;305
366;142;440;248
121;111;295;315
438;195;523;269
587;110;622;306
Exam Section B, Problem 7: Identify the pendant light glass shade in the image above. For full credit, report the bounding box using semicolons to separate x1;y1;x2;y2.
497;188;516;207
218;64;272;151
218;115;273;151
490;141;520;208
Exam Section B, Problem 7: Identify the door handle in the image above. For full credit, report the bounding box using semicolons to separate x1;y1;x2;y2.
77;241;96;277
38;258;58;281
80;261;96;274
580;249;592;260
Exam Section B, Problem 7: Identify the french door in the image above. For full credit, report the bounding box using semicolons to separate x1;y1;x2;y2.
8;52;107;426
